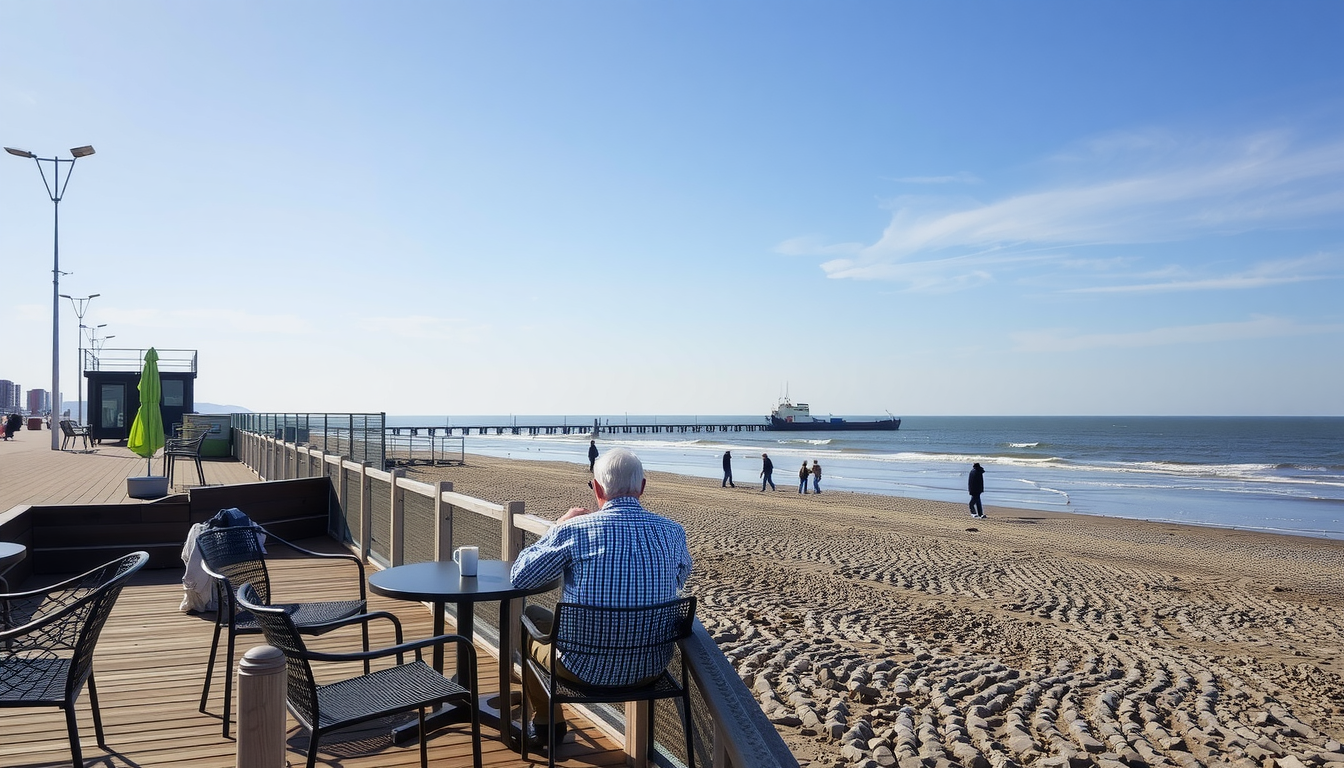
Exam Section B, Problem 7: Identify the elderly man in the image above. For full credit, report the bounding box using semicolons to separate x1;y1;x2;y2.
510;447;692;750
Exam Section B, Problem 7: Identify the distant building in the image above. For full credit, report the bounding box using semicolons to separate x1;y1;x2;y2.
27;389;51;415
0;380;20;413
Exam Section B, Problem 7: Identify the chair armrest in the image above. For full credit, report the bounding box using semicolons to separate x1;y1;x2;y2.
261;528;367;598
304;632;478;671
295;610;403;644
520;610;555;643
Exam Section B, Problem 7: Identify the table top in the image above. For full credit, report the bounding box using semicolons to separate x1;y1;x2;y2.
0;541;26;564
368;559;560;604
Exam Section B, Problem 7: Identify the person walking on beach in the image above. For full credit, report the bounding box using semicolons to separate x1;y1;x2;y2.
811;460;822;494
760;453;776;491
510;448;692;751
798;462;810;494
968;462;986;519
587;440;599;472
721;451;735;487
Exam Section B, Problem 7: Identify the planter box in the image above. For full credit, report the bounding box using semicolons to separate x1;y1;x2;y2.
127;476;170;500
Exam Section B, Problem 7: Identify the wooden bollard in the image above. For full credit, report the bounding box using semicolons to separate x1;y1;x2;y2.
236;645;287;768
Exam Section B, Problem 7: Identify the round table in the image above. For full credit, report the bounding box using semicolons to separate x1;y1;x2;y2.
368;559;561;748
0;542;27;586
0;542;27;628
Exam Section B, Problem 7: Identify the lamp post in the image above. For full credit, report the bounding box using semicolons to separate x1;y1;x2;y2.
65;295;101;423
5;144;95;449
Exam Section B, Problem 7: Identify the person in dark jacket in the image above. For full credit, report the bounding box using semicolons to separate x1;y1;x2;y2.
587;440;599;472
760;453;776;491
798;461;811;494
721;451;735;487
3;413;20;441
968;462;986;519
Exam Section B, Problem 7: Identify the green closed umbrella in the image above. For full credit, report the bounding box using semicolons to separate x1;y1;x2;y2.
127;347;165;475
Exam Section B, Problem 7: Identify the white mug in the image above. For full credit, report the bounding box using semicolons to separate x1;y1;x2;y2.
453;545;479;576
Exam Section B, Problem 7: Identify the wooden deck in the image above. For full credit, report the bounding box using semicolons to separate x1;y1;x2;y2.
0;429;624;768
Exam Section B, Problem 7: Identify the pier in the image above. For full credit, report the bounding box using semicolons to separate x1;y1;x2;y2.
387;420;770;437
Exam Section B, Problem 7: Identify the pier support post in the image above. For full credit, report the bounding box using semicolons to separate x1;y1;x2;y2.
235;645;286;768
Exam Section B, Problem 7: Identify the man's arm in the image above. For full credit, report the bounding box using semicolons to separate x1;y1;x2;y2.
510;525;572;589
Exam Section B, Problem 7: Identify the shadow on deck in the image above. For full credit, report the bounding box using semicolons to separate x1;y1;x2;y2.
0;543;626;768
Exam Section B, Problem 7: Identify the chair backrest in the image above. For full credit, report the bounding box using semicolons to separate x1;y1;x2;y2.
552;596;696;687
235;583;321;725
195;526;273;606
0;551;148;697
58;419;76;437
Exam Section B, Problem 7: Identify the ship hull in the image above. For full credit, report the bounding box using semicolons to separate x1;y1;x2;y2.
769;416;900;431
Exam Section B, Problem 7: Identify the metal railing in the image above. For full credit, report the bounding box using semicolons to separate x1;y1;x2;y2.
232;412;386;469
232;428;797;768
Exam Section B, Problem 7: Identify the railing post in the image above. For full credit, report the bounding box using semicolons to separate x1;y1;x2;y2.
235;645;286;768
358;461;372;563
434;481;454;563
626;701;651;767
389;468;406;566
502;500;525;563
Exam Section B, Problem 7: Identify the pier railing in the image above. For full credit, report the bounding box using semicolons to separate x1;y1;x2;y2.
232;412;386;469
232;428;796;768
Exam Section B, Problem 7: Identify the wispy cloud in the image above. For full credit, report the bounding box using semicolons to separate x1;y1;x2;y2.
789;129;1344;292
1065;253;1342;294
1011;315;1343;353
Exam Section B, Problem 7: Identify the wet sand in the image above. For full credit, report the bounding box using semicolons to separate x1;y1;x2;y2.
405;455;1344;767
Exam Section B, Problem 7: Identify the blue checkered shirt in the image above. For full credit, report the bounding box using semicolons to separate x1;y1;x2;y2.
511;496;692;685
511;496;691;606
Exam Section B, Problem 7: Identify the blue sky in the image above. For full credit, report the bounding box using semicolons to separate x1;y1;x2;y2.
3;1;1341;417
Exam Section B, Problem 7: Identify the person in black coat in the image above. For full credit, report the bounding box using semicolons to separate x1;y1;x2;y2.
587;440;599;472
760;453;776;491
968;462;986;519
721;451;735;487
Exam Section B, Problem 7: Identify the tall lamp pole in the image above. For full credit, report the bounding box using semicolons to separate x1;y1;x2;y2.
65;296;101;423
5;144;96;450
74;317;105;423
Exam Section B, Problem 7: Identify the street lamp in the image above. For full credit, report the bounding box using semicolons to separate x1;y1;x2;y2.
64;295;101;423
5;144;96;449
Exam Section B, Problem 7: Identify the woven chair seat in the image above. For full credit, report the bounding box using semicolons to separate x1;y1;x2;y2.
315;659;469;730
0;658;73;704
235;599;365;634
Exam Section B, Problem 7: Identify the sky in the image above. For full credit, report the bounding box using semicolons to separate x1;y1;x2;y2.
2;1;1341;417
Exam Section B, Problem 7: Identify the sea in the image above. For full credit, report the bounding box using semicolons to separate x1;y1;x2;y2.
386;415;1344;541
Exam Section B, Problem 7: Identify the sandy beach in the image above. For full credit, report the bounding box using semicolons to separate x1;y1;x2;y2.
406;454;1344;767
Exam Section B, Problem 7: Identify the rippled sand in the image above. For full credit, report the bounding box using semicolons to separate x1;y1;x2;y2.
407;455;1344;767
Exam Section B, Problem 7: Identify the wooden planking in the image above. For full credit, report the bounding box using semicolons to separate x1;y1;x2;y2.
0;432;260;513
1;552;626;768
0;436;626;768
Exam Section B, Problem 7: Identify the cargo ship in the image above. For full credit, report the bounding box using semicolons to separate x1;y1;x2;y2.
768;397;900;431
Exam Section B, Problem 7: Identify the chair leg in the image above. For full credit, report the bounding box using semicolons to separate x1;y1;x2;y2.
87;673;107;747
64;701;85;768
307;728;321;768
193;455;205;484
200;611;225;713
419;708;428;768
222;624;237;737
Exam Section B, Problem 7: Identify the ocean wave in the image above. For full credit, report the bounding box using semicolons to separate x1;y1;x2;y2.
1006;442;1041;448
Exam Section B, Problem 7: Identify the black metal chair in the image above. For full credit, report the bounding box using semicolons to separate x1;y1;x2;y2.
521;596;698;767
163;425;210;486
237;583;482;768
0;551;149;768
195;525;372;738
59;419;92;451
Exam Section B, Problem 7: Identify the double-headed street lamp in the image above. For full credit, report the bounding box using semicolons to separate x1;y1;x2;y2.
71;310;105;423
5;144;96;450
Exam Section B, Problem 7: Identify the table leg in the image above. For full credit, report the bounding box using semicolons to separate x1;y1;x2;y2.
390;599;494;746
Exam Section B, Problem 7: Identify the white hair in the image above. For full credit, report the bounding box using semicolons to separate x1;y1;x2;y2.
594;447;644;498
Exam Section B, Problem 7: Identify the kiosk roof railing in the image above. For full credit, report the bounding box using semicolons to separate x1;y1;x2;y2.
83;347;199;373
